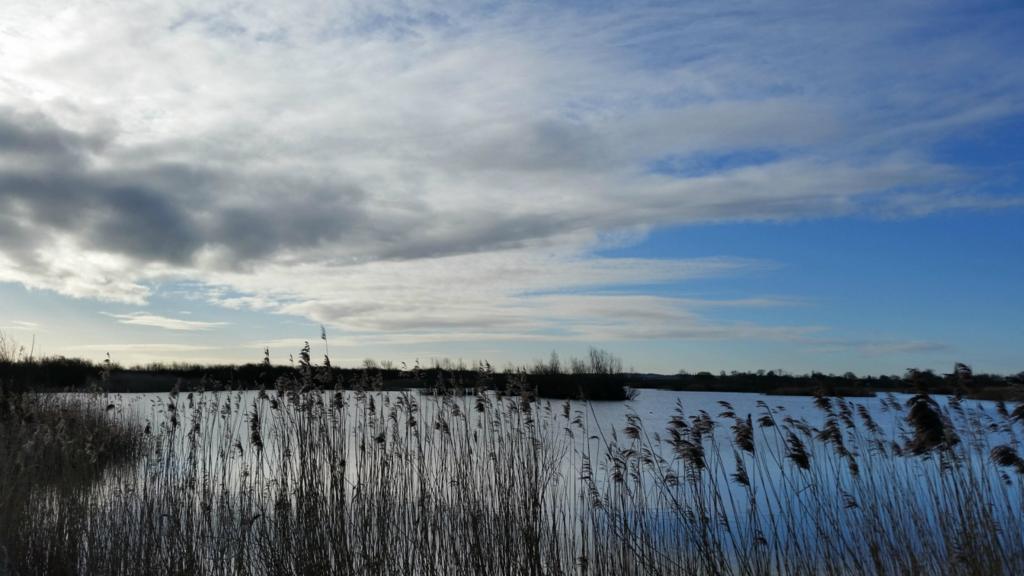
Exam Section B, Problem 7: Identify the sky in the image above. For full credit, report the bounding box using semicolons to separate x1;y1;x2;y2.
1;0;1022;375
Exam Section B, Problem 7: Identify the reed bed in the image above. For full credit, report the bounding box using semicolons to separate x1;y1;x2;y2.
0;385;145;571
1;371;1023;575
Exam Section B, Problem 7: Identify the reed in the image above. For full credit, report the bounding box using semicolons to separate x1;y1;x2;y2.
1;369;1022;575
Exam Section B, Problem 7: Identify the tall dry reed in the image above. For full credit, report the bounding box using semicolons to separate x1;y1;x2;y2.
2;368;1023;575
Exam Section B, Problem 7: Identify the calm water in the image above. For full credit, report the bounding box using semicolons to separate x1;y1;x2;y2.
94;387;1011;497
106;387;993;443
67;387;1021;572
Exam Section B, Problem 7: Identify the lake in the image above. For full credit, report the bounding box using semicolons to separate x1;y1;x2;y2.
13;386;1023;575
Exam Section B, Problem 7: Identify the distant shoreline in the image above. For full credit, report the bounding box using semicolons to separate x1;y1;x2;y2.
4;359;1021;401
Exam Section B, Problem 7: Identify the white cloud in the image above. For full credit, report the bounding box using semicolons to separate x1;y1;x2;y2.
68;343;220;352
200;247;769;334
807;339;951;358
64;342;231;366
103;312;228;332
4;320;40;329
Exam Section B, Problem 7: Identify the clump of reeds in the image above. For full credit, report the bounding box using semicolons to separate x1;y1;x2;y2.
991;445;1024;475
905;393;960;454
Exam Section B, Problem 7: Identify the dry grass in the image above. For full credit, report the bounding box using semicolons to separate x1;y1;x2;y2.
0;386;145;571
1;369;1023;575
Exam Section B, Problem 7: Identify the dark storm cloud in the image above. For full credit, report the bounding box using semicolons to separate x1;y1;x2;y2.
91;185;203;264
211;186;368;262
0;108;200;265
0;211;35;255
0;107;109;165
0;107;371;270
369;210;581;262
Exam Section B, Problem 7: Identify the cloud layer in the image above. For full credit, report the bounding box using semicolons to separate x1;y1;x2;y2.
1;0;1022;347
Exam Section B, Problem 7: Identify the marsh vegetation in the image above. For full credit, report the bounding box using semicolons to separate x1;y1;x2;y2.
2;367;1024;574
3;333;1024;575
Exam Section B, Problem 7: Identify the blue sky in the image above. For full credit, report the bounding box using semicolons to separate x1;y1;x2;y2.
602;209;1024;373
0;0;1022;374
